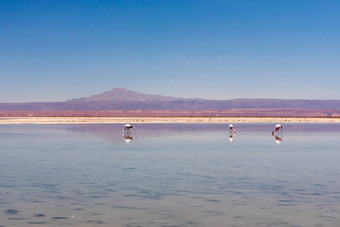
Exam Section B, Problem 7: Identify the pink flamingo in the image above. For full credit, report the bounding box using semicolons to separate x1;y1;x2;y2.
229;124;236;134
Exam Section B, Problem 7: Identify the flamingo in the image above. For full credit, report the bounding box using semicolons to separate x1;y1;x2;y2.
229;124;236;134
228;124;236;142
272;124;282;135
272;124;283;143
122;124;133;134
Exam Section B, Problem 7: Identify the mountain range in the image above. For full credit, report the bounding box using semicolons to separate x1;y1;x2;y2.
0;88;340;117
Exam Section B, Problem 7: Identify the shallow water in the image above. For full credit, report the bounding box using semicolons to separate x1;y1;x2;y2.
0;124;339;227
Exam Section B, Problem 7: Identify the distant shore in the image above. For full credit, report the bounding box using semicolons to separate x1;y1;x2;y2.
1;117;340;125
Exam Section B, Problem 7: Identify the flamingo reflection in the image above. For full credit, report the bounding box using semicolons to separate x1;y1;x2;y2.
123;134;134;144
273;135;282;144
229;133;236;143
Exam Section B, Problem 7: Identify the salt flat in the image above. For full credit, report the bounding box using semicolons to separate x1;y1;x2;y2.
0;117;340;124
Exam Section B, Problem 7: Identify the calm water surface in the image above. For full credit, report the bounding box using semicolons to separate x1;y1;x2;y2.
0;124;339;227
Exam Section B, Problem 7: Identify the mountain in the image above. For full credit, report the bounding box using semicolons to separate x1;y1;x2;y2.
0;88;339;117
68;88;180;102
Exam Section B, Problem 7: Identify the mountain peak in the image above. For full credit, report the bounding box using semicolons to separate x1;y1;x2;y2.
69;88;180;102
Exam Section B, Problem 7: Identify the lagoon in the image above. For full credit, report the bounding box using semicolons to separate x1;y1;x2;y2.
0;124;339;226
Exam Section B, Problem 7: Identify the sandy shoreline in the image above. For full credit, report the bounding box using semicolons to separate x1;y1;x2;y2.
1;117;340;125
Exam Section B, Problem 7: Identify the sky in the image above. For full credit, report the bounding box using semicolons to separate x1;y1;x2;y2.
1;0;340;102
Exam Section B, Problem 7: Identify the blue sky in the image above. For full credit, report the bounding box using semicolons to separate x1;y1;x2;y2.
1;0;340;102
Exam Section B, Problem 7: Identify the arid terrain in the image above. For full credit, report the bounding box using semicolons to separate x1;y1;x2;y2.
1;88;339;119
1;116;340;125
0;108;340;118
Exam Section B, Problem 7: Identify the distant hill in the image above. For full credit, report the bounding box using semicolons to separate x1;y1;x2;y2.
0;88;340;117
68;88;180;102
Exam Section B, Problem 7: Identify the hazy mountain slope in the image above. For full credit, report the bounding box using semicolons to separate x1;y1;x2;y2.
68;88;180;102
